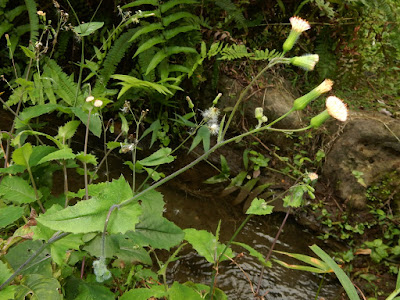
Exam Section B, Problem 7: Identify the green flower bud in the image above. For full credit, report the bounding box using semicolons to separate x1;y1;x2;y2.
290;54;319;71
283;16;310;53
255;107;264;120
213;93;222;105
310;110;330;128
293;79;333;111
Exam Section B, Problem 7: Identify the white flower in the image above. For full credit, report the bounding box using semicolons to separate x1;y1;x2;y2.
315;79;334;94
308;172;318;181
94;99;103;107
86;95;94;102
202;107;220;122
208;123;220;135
290;16;311;33
326;96;348;122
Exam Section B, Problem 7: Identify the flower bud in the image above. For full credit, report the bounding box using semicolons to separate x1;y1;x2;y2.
290;54;319;71
85;95;94;102
213;93;222;105
186;96;194;109
255;107;264;120
292;79;333;111
310;110;330;128
283;16;310;53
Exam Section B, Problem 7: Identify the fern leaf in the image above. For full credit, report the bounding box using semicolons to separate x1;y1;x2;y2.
252;49;282;61
207;42;225;58
164;24;199;40
129;23;163;42
163;12;198;26
134;36;166;57
145;46;197;75
122;0;158;9
5;5;26;22
24;0;39;43
215;0;247;30
139;48;157;82
0;22;12;40
219;44;251;60
111;74;173;97
160;0;198;13
43;59;80;106
96;28;138;89
168;65;191;73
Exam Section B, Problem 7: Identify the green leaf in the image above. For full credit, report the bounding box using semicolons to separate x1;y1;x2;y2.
29;145;57;167
0;176;39;204
232;242;271;267
189;125;210;153
15;104;59;129
0;286;15;299
164;26;199;40
70;107;102;138
0;206;24;228
133;36;165;57
184;228;234;264
57;120;81;141
0;165;26;175
5;240;51;277
245;198;274;215
14;274;61;300
140;119;161;147
36;177;142;234
112;74;172;97
118;112;129;135
168;281;203;300
0;260;13;285
163;12;198;26
37;148;76;164
310;245;360;300
283;185;305;208
160;0;198;13
74;22;104;36
273;250;333;273
76;152;98;165
138;148;175;166
120;286;166;300
107;141;121;150
121;0;158;8
12;142;32;167
129;23;163;42
183;282;227;300
19;45;35;59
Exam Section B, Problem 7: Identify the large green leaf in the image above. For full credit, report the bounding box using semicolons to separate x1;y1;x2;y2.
0;260;13;285
69;107;102;138
189;125;210;153
0;176;40;204
65;277;114;300
36;177;142;234
120;285;166;300
168;281;203;300
74;22;104;36
184;228;234;264
245;198;274;215
29;145;57;167
12;142;32;167
0;206;24;228
138;148;175;166
310;245;360;300
15;104;59;129
129;23;163;42
37;148;76;165
56;120;81;141
133;36;165;57
14;274;61;300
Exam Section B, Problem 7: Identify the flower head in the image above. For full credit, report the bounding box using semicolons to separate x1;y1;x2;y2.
290;16;311;33
291;54;319;71
308;172;318;181
94;99;103;107
315;79;334;94
208;123;220;135
37;10;46;16
202;107;220;123
326;96;348;121
86;95;94;102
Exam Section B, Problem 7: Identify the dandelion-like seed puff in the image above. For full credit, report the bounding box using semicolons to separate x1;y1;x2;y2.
326;96;348;122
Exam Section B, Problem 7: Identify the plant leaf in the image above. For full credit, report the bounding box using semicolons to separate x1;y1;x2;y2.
74;22;104;36
0;206;25;228
168;281;203;300
138;148;175;166
12;142;32;167
0;176;40;204
232;242;271;267
37;148;76;165
69;107;102;138
14;274;61;300
245;198;274;215
56;120;81;141
120;286;166;300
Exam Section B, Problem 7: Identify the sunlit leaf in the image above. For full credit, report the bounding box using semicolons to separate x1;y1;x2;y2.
138;148;175;166
74;22;104;36
57;120;81;141
0;206;24;228
245;198;274;215
168;281;203;300
0;176;40;204
120;285;166;300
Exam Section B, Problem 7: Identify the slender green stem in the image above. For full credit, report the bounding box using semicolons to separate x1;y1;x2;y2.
26;165;45;213
101;205;118;258
0;232;70;291
209;214;252;299
222;58;284;140
84;109;92;200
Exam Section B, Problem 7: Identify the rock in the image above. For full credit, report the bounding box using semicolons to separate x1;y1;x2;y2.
323;111;400;209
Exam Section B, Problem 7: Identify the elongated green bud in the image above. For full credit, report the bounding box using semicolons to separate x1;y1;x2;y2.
290;54;319;71
283;16;310;53
310;110;330;128
292;79;333;111
213;93;222;105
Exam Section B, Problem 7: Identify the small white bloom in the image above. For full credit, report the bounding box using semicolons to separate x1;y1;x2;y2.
308;172;318;181
326;96;348;122
86;95;94;102
202;107;220;122
94;99;103;107
208;123;220;135
290;16;311;33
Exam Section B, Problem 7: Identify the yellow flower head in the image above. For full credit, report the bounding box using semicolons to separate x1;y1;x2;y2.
326;96;348;122
290;16;311;33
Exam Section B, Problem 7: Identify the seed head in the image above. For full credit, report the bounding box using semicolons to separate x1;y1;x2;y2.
326;96;348;122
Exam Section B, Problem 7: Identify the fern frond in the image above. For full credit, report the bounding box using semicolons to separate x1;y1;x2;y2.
122;0;158;9
139;48;157;81
134;36;166;57
24;0;39;43
163;12;198;26
0;22;13;40
219;44;251;60
215;0;247;30
160;0;198;13
111;74;173;97
146;46;198;75
43;59;81;106
5;5;26;22
207;42;225;58
252;49;282;61
164;24;199;40
129;23;163;42
168;64;191;73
